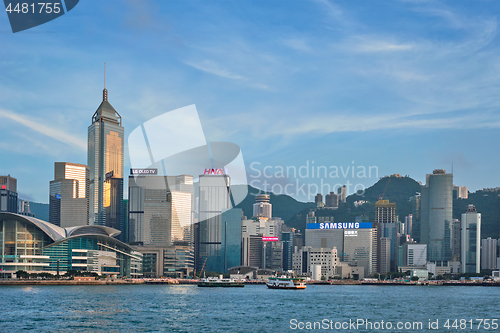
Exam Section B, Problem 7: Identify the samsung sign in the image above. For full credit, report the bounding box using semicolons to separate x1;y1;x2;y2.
307;222;372;230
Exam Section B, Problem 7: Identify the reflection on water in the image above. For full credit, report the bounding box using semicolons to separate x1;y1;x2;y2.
0;285;498;332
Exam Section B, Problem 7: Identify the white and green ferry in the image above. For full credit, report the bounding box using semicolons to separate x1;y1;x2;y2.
267;276;306;289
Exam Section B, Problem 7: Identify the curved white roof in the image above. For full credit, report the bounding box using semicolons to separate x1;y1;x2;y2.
0;213;121;241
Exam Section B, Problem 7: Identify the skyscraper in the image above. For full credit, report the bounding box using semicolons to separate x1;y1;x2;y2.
128;174;194;246
481;237;497;270
0;175;17;213
195;172;241;273
253;194;272;218
461;204;481;273
450;219;461;262
375;199;397;272
49;162;89;227
88;72;124;231
420;169;453;264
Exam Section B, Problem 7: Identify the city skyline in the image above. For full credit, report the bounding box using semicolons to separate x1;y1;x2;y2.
1;1;499;203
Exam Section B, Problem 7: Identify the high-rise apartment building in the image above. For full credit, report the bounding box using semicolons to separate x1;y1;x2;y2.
253;194;272;218
315;193;323;208
461;204;481;273
337;185;346;203
0;175;17;213
481;238;498;270
88;80;124;232
49;162;89;227
420;169;453;263
324;192;339;209
453;185;468;199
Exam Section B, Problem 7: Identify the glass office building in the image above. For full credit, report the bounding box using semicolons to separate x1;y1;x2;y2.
0;212;141;278
88;85;124;230
195;208;242;273
461;205;481;273
420;169;453;262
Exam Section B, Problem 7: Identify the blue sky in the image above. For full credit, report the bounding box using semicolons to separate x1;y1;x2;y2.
0;0;499;203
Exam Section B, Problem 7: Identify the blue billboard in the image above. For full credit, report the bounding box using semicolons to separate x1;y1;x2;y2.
307;222;372;230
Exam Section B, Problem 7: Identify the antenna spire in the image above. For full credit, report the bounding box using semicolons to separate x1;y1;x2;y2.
103;62;108;102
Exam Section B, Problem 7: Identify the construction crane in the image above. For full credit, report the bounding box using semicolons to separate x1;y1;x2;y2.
379;177;391;200
198;258;208;278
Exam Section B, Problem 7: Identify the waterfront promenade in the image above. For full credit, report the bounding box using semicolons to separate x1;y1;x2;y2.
1;278;499;286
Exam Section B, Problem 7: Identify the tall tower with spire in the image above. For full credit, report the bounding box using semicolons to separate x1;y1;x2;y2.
88;64;124;232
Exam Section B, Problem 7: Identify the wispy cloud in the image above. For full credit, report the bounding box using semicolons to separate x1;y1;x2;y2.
184;60;244;80
275;112;500;136
348;37;415;53
0;108;86;151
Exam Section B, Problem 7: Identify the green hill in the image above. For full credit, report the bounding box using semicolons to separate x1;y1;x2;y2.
283;177;500;240
285;176;421;231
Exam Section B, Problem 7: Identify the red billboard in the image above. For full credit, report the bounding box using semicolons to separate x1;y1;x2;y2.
262;237;279;242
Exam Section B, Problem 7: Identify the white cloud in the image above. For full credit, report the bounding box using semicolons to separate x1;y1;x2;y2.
184;59;244;80
346;36;415;53
0;108;86;151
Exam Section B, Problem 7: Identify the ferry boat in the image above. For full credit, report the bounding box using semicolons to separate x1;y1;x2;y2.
197;275;245;288
266;276;306;289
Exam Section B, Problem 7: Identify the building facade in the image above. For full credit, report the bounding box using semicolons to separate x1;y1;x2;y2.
281;231;294;271
305;222;376;275
453;186;468;199
481;237;498;270
402;243;427;267
195;208;242;274
420;169;453;263
461;205;481;273
128;174;194;246
49;162;89;228
324;192;339;209
292;246;339;278
375;200;397;273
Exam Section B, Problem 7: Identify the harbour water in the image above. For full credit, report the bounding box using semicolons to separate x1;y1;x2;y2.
0;284;498;332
